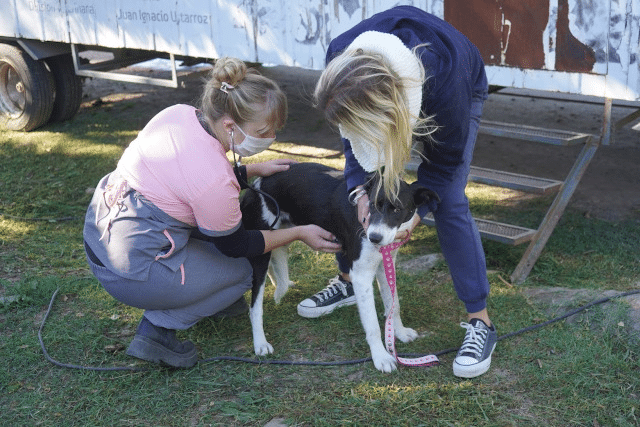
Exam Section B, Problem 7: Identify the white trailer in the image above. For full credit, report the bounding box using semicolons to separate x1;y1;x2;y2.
2;0;640;131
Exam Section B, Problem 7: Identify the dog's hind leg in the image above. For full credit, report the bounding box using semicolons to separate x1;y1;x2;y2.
267;245;293;304
376;249;419;343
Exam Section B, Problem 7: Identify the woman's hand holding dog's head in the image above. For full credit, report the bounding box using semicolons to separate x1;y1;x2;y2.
358;192;419;242
394;213;421;242
357;193;370;230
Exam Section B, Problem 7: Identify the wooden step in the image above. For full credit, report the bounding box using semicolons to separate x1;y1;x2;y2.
479;120;592;146
469;166;563;194
421;213;536;246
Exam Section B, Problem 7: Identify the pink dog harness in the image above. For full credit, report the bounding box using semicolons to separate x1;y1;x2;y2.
379;235;439;368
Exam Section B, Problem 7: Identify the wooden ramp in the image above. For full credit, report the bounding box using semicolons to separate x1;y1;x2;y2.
412;96;612;283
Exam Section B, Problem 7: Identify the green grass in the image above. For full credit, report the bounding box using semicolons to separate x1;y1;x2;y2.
1;92;639;426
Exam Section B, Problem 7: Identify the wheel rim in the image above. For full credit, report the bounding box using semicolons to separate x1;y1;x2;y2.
0;61;26;118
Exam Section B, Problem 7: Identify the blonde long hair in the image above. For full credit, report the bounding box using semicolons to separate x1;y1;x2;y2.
200;57;287;133
314;47;436;202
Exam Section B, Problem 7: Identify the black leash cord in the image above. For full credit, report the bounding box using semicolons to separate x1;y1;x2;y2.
38;288;640;372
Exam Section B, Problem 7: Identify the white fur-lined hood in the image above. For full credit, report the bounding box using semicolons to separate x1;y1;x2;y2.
339;31;424;172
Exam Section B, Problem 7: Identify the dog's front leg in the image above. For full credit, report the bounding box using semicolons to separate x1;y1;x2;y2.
267;245;293;304
249;280;274;356
351;248;398;373
376;249;419;343
248;253;274;356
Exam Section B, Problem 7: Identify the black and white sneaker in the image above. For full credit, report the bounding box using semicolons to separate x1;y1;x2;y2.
297;275;356;318
453;318;497;378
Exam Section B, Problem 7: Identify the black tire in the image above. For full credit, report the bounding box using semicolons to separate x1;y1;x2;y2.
46;54;83;123
0;43;55;131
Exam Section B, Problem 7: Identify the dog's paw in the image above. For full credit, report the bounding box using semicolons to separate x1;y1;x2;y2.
395;326;419;343
254;341;274;356
372;350;398;373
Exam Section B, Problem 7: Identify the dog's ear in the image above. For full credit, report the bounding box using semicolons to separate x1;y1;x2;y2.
409;182;440;207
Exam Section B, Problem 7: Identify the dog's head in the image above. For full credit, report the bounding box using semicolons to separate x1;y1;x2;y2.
363;175;439;246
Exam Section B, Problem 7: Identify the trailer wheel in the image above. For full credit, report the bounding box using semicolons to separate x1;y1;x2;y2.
45;54;83;124
0;43;55;131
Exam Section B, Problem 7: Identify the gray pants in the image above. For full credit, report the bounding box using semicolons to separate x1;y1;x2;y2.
86;238;253;330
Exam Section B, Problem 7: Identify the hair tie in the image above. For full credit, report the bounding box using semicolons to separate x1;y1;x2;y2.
220;82;235;94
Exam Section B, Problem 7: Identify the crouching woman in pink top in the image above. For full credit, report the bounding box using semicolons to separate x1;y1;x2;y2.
83;57;341;368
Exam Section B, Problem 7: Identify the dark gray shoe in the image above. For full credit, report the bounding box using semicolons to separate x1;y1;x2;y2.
453;318;497;378
126;317;198;368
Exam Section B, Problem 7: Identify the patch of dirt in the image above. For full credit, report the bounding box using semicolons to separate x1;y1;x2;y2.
80;64;640;223
522;285;640;341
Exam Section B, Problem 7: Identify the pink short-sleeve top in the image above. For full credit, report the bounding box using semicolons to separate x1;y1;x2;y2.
117;104;241;235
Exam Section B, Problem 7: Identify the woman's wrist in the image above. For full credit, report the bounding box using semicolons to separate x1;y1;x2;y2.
348;185;367;206
245;163;258;178
293;225;306;241
261;227;297;253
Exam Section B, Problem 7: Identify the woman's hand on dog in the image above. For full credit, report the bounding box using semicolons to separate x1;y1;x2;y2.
247;159;297;178
298;225;342;253
261;225;340;254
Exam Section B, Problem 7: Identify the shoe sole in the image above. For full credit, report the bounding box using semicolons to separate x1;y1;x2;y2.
297;296;357;318
452;342;496;378
126;336;198;368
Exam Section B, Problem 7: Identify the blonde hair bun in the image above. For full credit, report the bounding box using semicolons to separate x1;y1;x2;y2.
199;57;288;141
210;57;248;89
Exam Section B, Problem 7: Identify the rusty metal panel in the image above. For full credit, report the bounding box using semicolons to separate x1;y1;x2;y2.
444;0;640;100
444;0;601;73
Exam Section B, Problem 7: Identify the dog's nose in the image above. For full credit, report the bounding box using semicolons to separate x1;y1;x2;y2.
368;233;383;245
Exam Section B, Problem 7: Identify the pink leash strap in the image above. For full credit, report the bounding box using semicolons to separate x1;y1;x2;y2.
379;235;439;368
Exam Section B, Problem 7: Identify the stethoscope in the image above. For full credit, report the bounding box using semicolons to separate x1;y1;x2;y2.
233;162;282;230
197;110;281;229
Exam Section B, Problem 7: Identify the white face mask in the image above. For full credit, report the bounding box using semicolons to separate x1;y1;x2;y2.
231;125;275;157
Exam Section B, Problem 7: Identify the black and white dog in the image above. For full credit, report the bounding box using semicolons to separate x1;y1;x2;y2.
240;162;438;372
